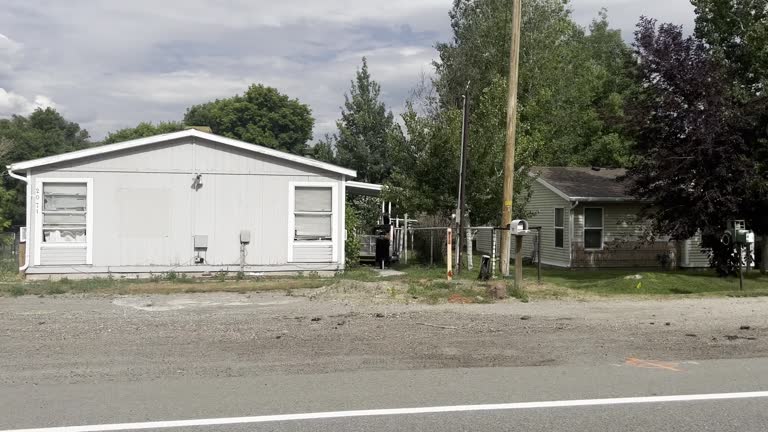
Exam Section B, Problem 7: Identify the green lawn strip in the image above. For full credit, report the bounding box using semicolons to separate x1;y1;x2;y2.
0;276;328;297
525;267;768;297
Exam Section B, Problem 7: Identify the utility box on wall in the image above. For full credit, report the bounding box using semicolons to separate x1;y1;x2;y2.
193;235;208;249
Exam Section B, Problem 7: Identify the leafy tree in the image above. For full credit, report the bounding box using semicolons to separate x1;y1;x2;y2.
103;121;185;144
0;108;91;224
693;0;768;273
308;134;336;163
335;58;402;184
184;84;314;155
692;0;768;93
624;17;765;274
391;1;634;225
434;0;634;171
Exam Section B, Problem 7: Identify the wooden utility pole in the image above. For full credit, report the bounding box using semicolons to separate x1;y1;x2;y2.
500;0;523;277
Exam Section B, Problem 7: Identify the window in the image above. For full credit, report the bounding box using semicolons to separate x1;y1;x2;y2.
583;207;603;250
554;208;564;248
293;186;333;241
42;183;87;244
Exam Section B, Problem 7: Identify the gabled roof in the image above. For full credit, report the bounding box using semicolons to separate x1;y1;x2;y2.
530;166;634;202
6;129;357;177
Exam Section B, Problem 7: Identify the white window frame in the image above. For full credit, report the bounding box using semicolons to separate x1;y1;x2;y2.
554;207;565;249
287;181;338;262
583;207;604;251
34;178;94;265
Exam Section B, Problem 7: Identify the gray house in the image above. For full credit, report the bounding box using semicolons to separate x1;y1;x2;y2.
7;129;377;279
477;167;709;268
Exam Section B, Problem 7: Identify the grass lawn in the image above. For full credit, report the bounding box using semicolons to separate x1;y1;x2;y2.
0;274;329;297
1;258;766;301
529;267;768;298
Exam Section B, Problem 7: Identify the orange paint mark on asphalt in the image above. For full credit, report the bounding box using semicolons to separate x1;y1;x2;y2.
625;357;683;372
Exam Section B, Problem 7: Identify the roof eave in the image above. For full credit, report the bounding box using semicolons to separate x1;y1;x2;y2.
6;129;358;178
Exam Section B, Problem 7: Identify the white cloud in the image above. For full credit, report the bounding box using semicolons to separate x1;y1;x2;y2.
0;33;22;76
0;0;696;140
0;88;56;117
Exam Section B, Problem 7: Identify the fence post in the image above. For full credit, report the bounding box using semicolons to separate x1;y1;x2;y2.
404;213;409;264
447;228;453;280
430;230;434;266
491;228;497;278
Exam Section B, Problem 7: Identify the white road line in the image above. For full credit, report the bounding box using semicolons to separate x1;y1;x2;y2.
4;391;768;432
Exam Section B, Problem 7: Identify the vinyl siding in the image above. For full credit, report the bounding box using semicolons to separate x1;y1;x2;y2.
27;137;345;274
680;232;711;268
477;180;572;267
521;180;571;266
572;203;670;268
292;243;334;263
40;247;87;265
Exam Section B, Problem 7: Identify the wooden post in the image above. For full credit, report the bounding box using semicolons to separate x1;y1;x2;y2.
536;228;541;284
515;235;523;289
499;0;523;277
447;228;453;280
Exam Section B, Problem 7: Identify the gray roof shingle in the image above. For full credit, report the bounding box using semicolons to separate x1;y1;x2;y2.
530;166;633;201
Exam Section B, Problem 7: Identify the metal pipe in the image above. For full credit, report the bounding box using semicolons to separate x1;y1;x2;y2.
7;169;30;272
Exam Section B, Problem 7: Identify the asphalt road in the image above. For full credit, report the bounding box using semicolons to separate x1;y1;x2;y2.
2;358;768;431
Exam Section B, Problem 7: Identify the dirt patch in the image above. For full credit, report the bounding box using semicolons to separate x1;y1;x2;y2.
1;293;768;385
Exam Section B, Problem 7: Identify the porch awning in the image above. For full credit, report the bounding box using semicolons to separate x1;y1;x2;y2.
346;181;382;197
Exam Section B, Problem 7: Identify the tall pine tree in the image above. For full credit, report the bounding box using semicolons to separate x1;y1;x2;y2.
335;58;401;184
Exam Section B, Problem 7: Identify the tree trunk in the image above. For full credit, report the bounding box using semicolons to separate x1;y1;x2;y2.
761;235;768;275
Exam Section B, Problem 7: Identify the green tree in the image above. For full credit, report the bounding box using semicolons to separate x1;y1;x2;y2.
335;58;402;184
0;108;91;224
184;84;314;155
308;134;336;163
103;121;185;144
693;0;768;93
624;17;766;274
693;0;768;273
434;0;634;173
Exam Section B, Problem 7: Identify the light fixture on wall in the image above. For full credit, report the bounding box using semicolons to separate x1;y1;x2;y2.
191;173;203;190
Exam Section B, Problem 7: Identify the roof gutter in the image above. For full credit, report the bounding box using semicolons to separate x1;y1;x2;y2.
6;167;30;272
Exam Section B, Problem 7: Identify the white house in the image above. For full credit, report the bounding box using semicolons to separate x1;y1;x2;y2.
6;129;379;279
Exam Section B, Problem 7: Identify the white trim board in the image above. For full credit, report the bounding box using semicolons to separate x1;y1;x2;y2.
7;129;357;178
287;181;339;263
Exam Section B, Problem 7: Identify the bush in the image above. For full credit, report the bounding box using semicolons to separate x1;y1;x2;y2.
345;202;361;268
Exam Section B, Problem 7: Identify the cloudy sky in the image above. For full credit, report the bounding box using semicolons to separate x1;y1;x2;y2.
0;0;695;141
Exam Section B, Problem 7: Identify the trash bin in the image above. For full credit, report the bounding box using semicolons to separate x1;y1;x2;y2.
478;255;491;280
375;238;390;269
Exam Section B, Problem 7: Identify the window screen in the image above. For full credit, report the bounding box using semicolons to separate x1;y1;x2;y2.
554;208;564;248
42;183;87;243
583;208;603;249
294;186;333;241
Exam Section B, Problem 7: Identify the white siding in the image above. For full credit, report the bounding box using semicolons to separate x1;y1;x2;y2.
40;247;87;265
292;244;334;262
27;137;345;275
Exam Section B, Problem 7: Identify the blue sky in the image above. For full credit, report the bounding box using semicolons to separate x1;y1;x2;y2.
0;0;695;141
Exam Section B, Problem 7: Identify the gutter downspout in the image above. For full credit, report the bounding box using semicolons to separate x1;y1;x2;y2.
6;167;30;272
569;200;579;267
